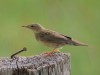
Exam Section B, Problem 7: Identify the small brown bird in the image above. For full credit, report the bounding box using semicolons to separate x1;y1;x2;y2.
22;24;88;52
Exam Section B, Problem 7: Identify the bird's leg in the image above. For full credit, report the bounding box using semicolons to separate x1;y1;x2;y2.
51;48;60;53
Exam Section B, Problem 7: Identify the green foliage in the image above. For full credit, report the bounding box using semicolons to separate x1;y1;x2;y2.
0;0;100;75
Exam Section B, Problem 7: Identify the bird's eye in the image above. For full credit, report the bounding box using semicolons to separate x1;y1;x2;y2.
31;25;34;27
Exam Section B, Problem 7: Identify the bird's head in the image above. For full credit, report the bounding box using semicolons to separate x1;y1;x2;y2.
22;23;44;32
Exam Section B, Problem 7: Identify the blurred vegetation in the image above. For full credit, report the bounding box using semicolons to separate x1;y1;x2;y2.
0;0;100;75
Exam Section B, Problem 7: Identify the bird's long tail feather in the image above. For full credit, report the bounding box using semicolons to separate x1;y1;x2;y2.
70;39;88;46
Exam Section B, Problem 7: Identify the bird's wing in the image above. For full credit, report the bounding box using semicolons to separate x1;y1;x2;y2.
38;30;71;44
60;34;72;40
48;30;72;40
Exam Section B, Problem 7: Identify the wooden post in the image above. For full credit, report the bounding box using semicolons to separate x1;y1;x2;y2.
0;52;70;75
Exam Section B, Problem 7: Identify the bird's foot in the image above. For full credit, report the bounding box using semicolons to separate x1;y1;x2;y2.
42;52;53;56
42;49;60;57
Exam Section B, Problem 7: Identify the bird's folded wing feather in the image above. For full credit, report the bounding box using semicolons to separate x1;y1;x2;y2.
36;30;71;44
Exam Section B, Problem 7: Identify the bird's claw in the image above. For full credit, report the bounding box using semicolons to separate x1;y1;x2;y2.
42;49;60;57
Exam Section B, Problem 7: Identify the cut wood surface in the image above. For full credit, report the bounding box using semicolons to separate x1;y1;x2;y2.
0;52;70;75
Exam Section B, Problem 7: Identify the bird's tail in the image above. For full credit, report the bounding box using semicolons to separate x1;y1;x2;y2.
68;39;88;46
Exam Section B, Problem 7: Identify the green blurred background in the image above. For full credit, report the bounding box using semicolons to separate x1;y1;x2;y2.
0;0;100;75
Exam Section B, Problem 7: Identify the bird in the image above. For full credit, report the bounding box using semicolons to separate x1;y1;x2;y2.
22;23;88;53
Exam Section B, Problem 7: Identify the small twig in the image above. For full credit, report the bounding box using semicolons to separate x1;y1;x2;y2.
11;47;27;59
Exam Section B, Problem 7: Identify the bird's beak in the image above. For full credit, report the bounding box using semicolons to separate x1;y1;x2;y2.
22;26;27;27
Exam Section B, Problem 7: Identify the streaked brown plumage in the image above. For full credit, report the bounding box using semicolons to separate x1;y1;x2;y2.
22;23;88;52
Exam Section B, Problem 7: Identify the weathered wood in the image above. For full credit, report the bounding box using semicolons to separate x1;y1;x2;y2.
0;52;70;75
